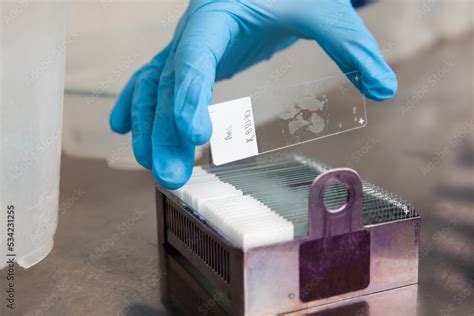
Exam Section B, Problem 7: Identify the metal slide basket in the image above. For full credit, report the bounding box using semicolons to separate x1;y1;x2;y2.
155;157;420;315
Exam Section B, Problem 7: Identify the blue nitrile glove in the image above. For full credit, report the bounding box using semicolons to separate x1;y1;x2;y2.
110;0;397;190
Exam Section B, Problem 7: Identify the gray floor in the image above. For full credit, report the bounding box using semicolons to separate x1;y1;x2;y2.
9;35;474;315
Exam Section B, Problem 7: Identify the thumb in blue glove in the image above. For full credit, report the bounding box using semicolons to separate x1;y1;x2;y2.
110;0;397;190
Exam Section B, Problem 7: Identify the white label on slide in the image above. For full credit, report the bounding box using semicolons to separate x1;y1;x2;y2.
209;96;259;166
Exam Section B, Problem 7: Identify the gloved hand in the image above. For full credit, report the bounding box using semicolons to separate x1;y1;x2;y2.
110;0;397;190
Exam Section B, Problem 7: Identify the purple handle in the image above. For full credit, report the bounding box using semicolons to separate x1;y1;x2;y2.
308;168;364;239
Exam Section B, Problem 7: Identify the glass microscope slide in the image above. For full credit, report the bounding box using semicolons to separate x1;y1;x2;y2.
208;71;366;165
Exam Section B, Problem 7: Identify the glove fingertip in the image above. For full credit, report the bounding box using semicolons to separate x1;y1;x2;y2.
190;124;212;146
152;146;194;190
152;160;192;190
363;69;398;101
175;101;213;146
132;144;152;170
109;107;131;134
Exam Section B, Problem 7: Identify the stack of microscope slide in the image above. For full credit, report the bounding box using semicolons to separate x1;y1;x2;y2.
171;155;417;250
